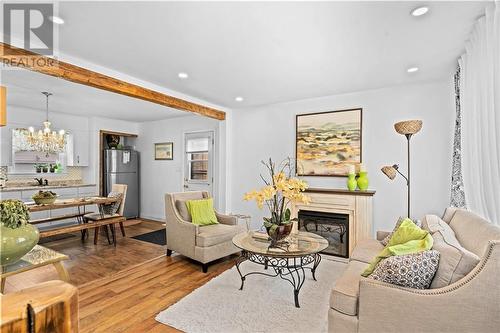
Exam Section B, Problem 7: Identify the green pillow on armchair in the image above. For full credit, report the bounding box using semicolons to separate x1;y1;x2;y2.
186;198;219;226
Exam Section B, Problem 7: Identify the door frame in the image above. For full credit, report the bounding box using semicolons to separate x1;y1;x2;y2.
182;129;218;205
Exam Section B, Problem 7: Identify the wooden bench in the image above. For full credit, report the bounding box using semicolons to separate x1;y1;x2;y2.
37;216;126;246
30;212;94;225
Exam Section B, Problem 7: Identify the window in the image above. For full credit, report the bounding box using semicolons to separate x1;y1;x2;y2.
186;137;209;181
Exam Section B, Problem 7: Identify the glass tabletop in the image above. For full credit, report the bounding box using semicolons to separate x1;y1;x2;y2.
232;231;329;257
1;245;68;277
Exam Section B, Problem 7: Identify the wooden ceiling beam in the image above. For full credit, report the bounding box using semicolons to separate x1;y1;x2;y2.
0;42;225;120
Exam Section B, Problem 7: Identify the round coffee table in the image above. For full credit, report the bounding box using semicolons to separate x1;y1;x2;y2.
232;231;328;308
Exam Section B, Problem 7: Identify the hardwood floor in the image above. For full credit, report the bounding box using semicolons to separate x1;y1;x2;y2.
79;253;236;333
3;219;236;332
3;219;166;291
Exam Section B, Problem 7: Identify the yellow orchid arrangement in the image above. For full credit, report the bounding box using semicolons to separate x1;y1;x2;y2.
244;158;311;231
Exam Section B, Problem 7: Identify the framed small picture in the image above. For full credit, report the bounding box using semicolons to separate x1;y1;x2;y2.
155;142;173;160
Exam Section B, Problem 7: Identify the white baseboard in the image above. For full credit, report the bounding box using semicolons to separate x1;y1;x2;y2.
139;215;166;223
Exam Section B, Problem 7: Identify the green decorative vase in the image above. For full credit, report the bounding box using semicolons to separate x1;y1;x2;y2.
1;224;39;266
357;171;369;191
347;174;357;191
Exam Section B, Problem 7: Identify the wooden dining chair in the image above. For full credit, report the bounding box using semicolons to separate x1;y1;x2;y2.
84;184;128;245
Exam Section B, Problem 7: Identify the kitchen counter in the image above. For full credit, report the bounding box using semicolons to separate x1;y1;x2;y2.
0;184;96;192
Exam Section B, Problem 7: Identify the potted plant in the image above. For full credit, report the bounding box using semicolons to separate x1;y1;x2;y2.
244;158;311;247
35;164;42;173
106;134;120;149
49;164;56;173
41;164;49;173
0;200;39;265
55;162;63;173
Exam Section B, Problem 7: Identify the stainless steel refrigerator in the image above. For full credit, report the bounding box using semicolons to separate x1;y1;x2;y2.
104;149;139;218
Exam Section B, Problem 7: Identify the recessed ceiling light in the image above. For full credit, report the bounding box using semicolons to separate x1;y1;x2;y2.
49;16;65;25
235;96;244;102
407;67;419;73
178;72;189;79
411;6;429;17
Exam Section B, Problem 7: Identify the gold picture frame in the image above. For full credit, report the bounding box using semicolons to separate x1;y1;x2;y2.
155;142;173;160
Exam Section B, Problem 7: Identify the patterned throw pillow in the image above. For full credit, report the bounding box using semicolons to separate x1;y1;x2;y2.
369;250;440;289
381;217;422;246
102;192;123;215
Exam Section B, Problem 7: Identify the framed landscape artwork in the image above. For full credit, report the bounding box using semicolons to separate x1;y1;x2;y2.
296;108;362;176
155;142;173;160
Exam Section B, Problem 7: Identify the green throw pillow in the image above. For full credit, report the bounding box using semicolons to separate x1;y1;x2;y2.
362;219;433;277
186;198;219;226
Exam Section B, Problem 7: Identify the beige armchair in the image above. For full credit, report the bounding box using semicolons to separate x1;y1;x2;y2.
165;191;245;272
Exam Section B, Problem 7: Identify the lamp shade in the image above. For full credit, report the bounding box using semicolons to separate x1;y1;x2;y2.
394;120;422;135
381;165;397;180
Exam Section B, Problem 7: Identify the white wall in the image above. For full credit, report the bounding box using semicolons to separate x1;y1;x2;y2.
230;80;455;233
137;114;226;221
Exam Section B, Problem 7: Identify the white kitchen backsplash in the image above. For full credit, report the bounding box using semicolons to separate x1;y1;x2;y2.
1;166;84;186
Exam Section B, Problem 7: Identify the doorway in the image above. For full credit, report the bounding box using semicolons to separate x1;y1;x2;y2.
183;131;214;197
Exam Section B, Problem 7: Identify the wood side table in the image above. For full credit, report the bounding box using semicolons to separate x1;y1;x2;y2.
1;245;69;293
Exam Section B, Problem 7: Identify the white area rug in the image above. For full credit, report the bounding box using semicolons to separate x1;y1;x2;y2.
156;258;346;333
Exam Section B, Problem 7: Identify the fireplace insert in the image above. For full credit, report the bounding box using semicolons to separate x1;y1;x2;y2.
298;210;349;258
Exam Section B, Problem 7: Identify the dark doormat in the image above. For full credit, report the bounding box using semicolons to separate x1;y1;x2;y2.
39;234;77;244
131;229;166;246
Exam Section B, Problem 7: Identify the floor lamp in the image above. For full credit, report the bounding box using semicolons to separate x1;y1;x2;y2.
381;120;422;218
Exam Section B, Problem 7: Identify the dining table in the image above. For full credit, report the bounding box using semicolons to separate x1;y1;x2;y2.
26;196;125;245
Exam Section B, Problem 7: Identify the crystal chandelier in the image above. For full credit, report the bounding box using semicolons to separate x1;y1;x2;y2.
27;92;66;153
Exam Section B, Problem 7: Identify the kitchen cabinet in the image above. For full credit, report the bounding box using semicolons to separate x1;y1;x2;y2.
78;186;98;213
14;151;58;164
78;186;98;197
0;191;21;200
67;131;90;167
48;188;79;225
0;126;12;166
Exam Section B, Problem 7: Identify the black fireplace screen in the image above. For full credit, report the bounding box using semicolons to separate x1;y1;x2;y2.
298;210;349;258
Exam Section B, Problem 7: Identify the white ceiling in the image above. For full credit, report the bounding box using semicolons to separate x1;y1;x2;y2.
2;1;488;118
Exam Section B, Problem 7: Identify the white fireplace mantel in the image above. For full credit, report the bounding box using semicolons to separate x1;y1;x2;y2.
292;188;375;258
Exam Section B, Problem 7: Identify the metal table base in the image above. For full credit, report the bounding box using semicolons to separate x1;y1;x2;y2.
235;250;322;308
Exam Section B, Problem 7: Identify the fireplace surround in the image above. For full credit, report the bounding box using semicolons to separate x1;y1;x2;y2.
292;188;375;258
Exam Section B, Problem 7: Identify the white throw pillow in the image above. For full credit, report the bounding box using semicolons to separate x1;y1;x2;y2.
424;215;480;289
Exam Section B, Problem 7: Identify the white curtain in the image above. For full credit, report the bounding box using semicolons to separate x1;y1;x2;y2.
459;2;500;225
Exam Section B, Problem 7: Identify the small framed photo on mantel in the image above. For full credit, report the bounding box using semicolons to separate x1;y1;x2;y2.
155;142;173;160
